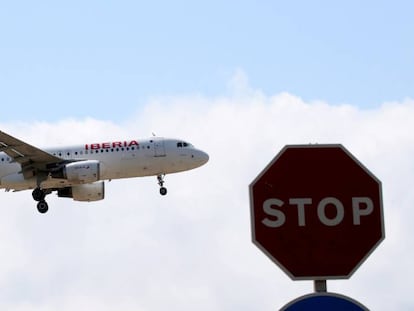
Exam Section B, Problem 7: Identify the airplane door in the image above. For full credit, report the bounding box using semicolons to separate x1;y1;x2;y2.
153;138;166;157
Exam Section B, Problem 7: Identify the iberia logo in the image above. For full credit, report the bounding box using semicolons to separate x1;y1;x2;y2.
85;140;139;150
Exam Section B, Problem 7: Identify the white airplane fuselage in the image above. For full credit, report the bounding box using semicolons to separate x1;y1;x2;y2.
0;136;208;193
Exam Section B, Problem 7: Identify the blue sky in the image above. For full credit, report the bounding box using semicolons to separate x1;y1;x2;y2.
1;1;413;122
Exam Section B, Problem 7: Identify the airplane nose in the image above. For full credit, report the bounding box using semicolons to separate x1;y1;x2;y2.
200;150;209;164
193;150;209;166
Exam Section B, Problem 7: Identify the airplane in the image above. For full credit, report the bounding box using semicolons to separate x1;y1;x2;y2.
0;130;209;214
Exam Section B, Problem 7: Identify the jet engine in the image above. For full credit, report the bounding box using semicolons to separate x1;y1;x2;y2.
57;182;105;202
52;160;100;183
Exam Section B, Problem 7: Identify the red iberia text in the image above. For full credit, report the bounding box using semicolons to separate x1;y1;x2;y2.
85;140;139;150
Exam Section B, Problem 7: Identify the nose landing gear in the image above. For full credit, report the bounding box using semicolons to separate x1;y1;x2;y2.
157;174;167;196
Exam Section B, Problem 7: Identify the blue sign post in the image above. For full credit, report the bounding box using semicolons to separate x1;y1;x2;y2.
280;293;368;311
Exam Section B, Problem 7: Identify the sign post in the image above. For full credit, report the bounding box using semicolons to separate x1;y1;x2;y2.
249;144;384;308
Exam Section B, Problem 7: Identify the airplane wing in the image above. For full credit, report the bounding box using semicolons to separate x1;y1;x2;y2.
0;130;62;175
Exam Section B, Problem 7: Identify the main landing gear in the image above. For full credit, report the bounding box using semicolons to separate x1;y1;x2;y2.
32;188;49;214
157;174;167;196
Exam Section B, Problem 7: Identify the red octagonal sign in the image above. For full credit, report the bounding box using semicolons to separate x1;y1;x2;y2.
249;144;384;280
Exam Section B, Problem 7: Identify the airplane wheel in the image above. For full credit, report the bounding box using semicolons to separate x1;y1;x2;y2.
32;188;46;201
160;187;167;196
37;200;49;214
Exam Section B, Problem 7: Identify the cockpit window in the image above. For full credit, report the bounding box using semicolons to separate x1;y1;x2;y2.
177;141;193;148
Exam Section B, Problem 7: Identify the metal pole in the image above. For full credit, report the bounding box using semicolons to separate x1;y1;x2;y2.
314;280;327;293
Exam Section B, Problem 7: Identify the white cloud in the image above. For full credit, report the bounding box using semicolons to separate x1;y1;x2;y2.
1;76;414;310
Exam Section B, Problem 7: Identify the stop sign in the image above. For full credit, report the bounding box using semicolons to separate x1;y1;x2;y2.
249;144;384;280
